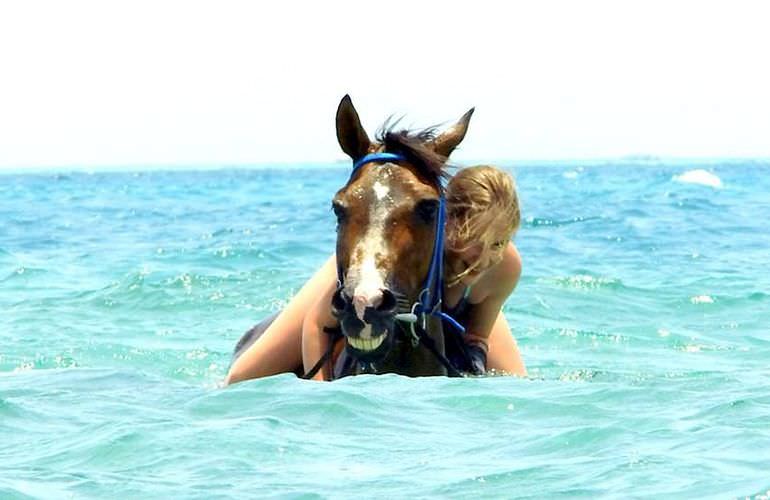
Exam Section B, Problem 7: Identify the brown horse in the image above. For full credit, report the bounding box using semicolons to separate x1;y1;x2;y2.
324;95;473;378
232;95;473;379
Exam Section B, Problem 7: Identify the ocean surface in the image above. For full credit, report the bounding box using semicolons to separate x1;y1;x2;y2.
1;161;769;499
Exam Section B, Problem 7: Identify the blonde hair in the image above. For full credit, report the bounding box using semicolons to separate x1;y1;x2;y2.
445;165;520;277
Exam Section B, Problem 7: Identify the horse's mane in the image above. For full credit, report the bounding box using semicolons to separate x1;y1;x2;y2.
376;121;450;190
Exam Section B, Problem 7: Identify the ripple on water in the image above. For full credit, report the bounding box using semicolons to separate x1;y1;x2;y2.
1;266;49;283
541;274;624;291
524;215;602;228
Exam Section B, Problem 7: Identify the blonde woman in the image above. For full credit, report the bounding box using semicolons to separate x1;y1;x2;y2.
226;165;526;384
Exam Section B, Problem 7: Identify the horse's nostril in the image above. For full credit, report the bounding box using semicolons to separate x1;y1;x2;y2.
331;287;350;315
377;289;397;314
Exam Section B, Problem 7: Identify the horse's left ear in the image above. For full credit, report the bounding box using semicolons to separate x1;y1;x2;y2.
432;108;475;158
336;95;372;161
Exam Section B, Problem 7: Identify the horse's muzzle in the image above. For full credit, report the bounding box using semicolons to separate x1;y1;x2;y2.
331;287;397;361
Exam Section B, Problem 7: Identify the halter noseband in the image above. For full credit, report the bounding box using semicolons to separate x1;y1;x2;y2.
342;152;465;334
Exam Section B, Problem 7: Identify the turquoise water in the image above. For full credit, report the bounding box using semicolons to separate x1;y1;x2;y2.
2;162;769;498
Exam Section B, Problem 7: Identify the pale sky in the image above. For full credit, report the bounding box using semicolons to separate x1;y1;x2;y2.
1;0;769;169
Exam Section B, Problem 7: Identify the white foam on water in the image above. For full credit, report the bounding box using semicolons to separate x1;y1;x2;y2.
673;169;723;188
691;295;715;304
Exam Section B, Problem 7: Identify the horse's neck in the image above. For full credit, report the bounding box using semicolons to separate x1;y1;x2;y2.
390;316;447;377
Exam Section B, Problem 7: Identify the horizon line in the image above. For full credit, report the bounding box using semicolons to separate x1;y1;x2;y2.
1;155;769;175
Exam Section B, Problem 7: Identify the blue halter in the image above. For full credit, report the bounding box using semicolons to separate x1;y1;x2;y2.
346;152;465;334
352;152;407;175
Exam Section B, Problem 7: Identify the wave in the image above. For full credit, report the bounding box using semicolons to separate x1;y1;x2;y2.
524;216;602;228
673;169;723;188
0;266;49;283
541;274;624;291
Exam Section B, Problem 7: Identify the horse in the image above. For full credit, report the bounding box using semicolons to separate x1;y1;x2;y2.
232;95;474;379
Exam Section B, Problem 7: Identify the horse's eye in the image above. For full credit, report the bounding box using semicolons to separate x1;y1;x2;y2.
332;201;347;223
415;199;439;224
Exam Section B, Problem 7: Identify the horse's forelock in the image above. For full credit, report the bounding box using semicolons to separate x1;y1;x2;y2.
375;125;450;191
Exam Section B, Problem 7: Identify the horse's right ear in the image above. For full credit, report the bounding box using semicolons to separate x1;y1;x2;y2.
336;95;371;161
432;108;474;158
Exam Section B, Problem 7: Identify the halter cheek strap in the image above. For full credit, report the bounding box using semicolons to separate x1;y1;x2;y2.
412;196;466;334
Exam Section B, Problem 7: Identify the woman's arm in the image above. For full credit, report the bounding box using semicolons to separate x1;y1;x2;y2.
302;277;340;381
487;311;527;376
464;243;526;375
225;254;338;385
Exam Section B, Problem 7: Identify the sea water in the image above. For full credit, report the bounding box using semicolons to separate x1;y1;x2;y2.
1;161;769;498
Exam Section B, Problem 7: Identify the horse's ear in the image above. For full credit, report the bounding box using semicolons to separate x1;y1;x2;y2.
336;95;371;161
432;108;474;158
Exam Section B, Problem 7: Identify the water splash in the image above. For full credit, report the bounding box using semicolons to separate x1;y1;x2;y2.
673;169;723;188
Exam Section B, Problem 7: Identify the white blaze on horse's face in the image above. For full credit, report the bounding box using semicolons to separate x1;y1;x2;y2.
345;166;397;337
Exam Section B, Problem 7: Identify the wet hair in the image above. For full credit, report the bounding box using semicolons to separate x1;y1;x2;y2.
445;165;520;277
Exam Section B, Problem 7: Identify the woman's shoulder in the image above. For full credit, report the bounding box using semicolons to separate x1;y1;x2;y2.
473;242;521;302
501;242;522;281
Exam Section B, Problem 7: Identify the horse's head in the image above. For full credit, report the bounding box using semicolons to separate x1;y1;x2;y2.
330;95;473;364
